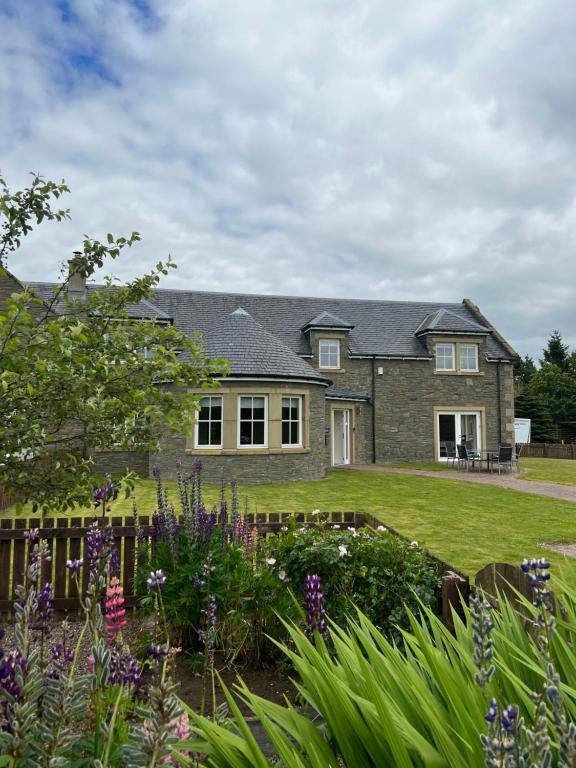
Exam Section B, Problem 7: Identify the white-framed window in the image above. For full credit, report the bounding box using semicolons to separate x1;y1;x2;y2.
282;396;302;447
319;339;340;369
435;343;455;371
238;395;267;448
459;343;479;372
195;396;223;448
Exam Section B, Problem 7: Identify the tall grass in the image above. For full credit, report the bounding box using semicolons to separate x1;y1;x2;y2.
182;575;576;767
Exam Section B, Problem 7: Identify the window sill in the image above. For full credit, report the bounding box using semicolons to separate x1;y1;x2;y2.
186;447;310;456
318;367;346;373
434;371;484;376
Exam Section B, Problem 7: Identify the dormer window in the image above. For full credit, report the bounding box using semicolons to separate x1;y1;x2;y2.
319;339;340;369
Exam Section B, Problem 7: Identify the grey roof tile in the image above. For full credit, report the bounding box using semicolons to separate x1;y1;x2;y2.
325;387;370;401
414;308;489;335
24;283;513;361
302;310;354;330
26;283;171;321
147;289;512;360
201;308;330;383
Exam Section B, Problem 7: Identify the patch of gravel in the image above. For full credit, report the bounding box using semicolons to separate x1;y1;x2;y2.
0;614;145;671
540;542;576;559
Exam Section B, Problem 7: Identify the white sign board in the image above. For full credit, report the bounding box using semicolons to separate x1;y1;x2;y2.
515;418;531;444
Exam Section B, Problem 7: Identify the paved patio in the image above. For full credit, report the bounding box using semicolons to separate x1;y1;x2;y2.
344;465;576;504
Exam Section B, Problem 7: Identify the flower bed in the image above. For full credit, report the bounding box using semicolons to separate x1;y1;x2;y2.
138;463;441;665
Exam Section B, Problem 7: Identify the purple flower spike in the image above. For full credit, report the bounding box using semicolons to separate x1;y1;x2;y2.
303;574;328;638
147;569;166;590
66;558;84;574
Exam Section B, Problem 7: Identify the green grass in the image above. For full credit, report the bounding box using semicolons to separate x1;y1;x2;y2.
6;469;576;581
378;461;457;472
520;457;576;486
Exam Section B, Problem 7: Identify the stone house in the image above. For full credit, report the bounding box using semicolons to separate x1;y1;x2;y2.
20;271;517;483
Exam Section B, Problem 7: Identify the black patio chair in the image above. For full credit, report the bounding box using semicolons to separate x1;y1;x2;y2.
444;440;457;467
491;444;514;474
457;443;481;471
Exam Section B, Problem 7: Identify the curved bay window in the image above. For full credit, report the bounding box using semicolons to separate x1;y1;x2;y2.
238;395;267;448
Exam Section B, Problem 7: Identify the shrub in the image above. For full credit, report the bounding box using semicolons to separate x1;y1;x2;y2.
260;519;440;639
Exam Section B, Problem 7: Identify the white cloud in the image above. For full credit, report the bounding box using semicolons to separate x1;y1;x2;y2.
1;0;575;358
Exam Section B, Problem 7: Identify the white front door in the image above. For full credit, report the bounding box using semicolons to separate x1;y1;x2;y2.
437;411;482;460
332;409;351;466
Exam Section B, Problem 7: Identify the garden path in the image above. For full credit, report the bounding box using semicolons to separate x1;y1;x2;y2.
345;465;576;503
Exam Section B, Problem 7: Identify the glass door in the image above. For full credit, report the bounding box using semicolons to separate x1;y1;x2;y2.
332;409;352;466
437;411;481;460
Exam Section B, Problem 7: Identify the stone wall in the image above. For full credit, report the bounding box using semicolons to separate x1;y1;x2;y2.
372;354;514;462
91;450;149;477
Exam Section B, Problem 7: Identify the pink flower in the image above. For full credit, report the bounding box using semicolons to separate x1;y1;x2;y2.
104;576;127;642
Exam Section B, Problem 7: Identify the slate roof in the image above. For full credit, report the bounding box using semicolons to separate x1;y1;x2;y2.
414;309;489;336
26;283;514;361
325;387;370;401
302;311;354;331
200;308;329;383
145;289;513;360
26;283;172;322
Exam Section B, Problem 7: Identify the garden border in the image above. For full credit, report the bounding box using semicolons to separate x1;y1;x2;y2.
0;512;470;629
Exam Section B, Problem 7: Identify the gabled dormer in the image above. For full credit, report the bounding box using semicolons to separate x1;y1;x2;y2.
302;311;354;372
415;309;490;374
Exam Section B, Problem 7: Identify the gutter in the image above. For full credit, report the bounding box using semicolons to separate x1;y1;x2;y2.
372;355;377;463
496;360;502;444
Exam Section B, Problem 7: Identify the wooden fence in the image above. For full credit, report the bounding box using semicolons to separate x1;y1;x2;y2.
519;443;576;459
0;511;470;626
0;486;19;514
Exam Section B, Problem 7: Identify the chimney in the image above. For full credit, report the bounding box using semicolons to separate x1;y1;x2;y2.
68;252;87;293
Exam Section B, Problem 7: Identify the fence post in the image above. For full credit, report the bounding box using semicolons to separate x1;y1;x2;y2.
442;570;470;634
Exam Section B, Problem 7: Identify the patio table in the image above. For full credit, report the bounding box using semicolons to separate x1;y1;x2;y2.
478;449;499;472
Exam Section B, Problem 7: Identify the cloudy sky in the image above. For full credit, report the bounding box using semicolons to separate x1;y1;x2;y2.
2;0;575;359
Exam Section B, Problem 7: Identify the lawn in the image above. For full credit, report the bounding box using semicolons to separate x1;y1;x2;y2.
519;457;576;486
379;461;457;472
6;469;576;582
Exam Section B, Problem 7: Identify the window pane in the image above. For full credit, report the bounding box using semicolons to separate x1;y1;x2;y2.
320;340;340;367
291;422;299;444
240;397;252;419
210;421;221;445
252;421;265;445
240;421;252;445
290;402;299;420
436;344;454;370
211;400;222;420
252;397;265;420
282;421;290;445
199;398;211;420
198;422;210;445
282;404;290;420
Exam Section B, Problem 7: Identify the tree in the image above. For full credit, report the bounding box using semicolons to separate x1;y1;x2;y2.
529;363;576;426
0;173;228;512
514;389;556;443
513;354;537;392
541;330;571;372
